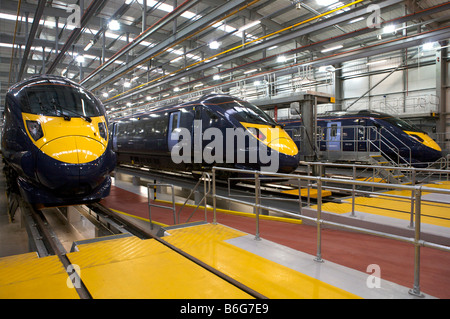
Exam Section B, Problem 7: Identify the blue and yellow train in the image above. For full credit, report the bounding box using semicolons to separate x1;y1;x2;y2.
2;75;116;208
111;94;299;175
281;110;442;165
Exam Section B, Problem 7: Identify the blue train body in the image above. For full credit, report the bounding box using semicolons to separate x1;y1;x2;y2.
111;94;300;175
280;110;442;165
2;75;116;208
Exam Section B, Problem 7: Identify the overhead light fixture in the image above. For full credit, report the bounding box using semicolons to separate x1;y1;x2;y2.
84;40;94;52
102;92;109;98
244;69;258;74
422;42;436;51
209;41;221;50
238;20;261;33
75;55;85;63
254;80;261;86
109;20;120;31
277;55;287;63
123;81;131;88
382;24;396;34
321;45;343;53
318;65;335;72
174;87;180;92
316;0;338;6
349;17;364;24
213;74;221;80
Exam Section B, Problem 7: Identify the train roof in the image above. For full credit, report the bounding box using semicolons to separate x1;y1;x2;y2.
320;110;397;119
8;74;81;93
113;93;240;120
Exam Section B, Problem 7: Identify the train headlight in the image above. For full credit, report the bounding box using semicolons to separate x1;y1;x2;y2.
247;127;266;141
98;122;107;140
26;120;44;141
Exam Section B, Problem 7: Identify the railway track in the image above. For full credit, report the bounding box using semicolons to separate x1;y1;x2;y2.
16;197;267;299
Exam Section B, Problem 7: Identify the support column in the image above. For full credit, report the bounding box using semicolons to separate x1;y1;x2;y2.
436;42;448;150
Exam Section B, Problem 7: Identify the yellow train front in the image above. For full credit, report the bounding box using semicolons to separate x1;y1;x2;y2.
1;75;116;208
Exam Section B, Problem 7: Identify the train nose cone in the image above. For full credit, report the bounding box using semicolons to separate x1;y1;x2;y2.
36;136;107;194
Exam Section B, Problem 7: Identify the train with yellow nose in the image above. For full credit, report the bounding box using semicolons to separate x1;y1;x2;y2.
110;94;299;176
1;75;116;208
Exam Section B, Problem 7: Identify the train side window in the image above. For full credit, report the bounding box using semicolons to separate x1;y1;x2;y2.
170;113;179;132
330;124;338;137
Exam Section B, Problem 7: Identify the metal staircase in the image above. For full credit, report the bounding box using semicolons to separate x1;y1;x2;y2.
366;153;411;184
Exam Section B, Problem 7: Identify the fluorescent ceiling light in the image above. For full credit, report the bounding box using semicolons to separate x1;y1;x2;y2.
209;41;221;49
108;20;120;31
321;45;343;53
254;80;261;86
102;92;109;98
213;74;221;80
383;24;396;33
277;55;287;63
238;20;260;33
83;40;94;52
75;55;85;63
123;81;131;88
244;69;258;74
316;0;338;6
422;42;436;51
349;17;364;24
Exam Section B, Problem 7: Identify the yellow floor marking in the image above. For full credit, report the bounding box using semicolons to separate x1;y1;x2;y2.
163;224;360;299
66;235;251;299
314;182;450;228
0;253;79;299
281;188;332;198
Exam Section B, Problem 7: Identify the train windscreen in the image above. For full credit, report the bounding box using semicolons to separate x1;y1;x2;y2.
215;99;277;126
382;116;423;133
18;84;103;118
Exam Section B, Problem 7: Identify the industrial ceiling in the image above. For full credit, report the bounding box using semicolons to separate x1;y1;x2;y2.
1;0;449;118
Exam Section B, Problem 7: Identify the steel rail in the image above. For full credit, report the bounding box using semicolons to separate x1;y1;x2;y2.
23;204;93;299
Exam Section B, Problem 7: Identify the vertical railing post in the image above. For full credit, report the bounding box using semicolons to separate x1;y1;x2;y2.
409;187;424;297
212;168;217;225
147;183;153;230
409;168;416;228
351;166;356;217
314;178;324;263
171;185;176;225
254;171;261;241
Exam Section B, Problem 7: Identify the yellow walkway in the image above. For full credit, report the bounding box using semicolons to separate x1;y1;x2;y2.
0;252;79;299
316;182;450;228
162;223;359;299
66;235;251;298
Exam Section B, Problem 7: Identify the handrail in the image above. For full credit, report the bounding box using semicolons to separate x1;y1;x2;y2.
147;183;176;229
211;166;450;298
147;172;211;227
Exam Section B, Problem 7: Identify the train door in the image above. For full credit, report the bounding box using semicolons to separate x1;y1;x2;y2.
168;111;181;151
327;122;341;151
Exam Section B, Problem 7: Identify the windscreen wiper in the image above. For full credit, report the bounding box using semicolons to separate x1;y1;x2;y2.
51;99;92;122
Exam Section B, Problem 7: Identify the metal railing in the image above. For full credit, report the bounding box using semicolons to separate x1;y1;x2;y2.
146;172;211;227
147;183;176;229
211;166;450;298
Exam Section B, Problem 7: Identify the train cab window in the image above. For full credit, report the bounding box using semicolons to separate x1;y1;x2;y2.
17;84;103;118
